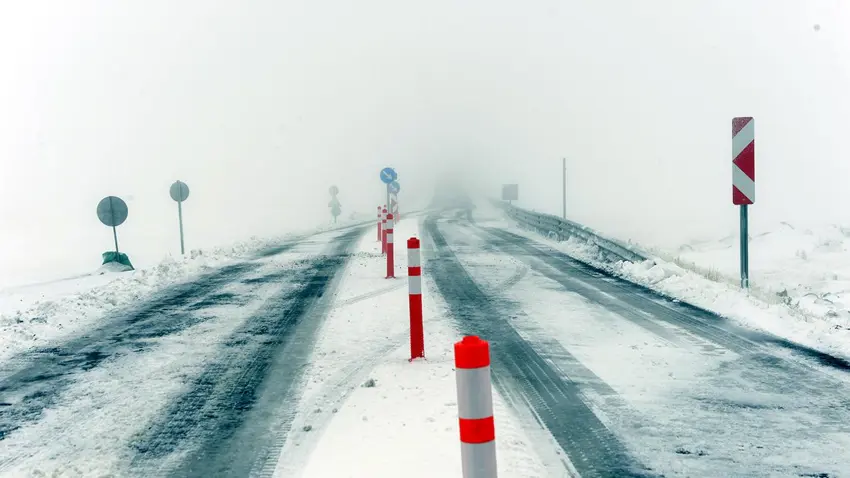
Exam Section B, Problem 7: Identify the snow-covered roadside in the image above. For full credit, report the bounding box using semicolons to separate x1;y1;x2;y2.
0;239;344;477
0;219;368;363
651;222;850;319
480;204;850;362
272;218;550;478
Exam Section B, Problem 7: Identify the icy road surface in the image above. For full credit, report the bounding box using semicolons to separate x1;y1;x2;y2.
424;211;850;477
0;212;848;477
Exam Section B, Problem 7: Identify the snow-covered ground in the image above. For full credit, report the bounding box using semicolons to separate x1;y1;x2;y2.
0;218;368;363
663;222;850;320
273;216;552;478
489;202;850;362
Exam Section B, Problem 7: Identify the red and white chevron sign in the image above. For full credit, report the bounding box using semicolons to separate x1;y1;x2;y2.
732;117;755;205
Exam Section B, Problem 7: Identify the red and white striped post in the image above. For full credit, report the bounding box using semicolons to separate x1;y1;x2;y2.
385;213;395;278
408;238;424;360
732;117;755;289
377;206;383;242
381;207;388;254
454;336;497;478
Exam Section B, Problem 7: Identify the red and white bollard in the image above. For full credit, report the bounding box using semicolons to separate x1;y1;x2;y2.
377;206;383;242
381;208;388;254
408;237;424;360
385;213;395;278
454;336;498;478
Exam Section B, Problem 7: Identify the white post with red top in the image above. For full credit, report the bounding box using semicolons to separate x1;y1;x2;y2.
408;237;424;360
385;213;395;278
454;336;497;478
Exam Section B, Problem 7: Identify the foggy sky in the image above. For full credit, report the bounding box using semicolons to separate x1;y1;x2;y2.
1;0;849;287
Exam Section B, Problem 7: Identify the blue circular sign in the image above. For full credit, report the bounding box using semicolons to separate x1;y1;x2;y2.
389;181;400;194
380;167;397;184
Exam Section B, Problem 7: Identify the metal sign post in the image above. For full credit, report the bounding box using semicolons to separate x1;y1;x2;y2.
732;117;755;289
329;185;341;224
562;158;567;219
170;181;190;255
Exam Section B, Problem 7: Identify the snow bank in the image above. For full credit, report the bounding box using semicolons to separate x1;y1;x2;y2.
666;222;850;319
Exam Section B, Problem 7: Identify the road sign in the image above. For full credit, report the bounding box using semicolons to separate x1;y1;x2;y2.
97;196;128;255
169;181;190;255
502;184;518;201
329;190;341;222
389;181;400;194
170;181;190;202
97;196;128;227
732;117;755;290
732;117;755;205
380;167;397;184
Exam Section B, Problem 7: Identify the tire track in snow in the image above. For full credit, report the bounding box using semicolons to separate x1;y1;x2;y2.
478;227;850;394
0;259;269;442
423;216;654;478
332;282;407;309
129;227;365;478
469;224;850;477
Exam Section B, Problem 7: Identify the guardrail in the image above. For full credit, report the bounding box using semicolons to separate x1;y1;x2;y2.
491;200;648;264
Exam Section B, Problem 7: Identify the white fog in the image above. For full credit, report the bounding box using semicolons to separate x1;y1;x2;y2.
1;0;848;287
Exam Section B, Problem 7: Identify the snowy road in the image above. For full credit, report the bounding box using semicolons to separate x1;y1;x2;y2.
423;216;645;477
425;212;850;477
0;227;364;476
1;211;849;477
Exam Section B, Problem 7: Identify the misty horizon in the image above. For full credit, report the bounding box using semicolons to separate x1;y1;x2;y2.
2;0;849;287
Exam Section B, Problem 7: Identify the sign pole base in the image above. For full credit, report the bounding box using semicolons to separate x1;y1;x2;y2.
178;201;185;255
740;204;749;289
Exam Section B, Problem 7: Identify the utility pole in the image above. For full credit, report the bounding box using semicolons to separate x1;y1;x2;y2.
562;158;566;219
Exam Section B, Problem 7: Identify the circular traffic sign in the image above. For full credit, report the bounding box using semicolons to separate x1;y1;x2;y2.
170;181;190;202
329;185;339;196
389;181;400;194
380;167;397;184
97;196;129;227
